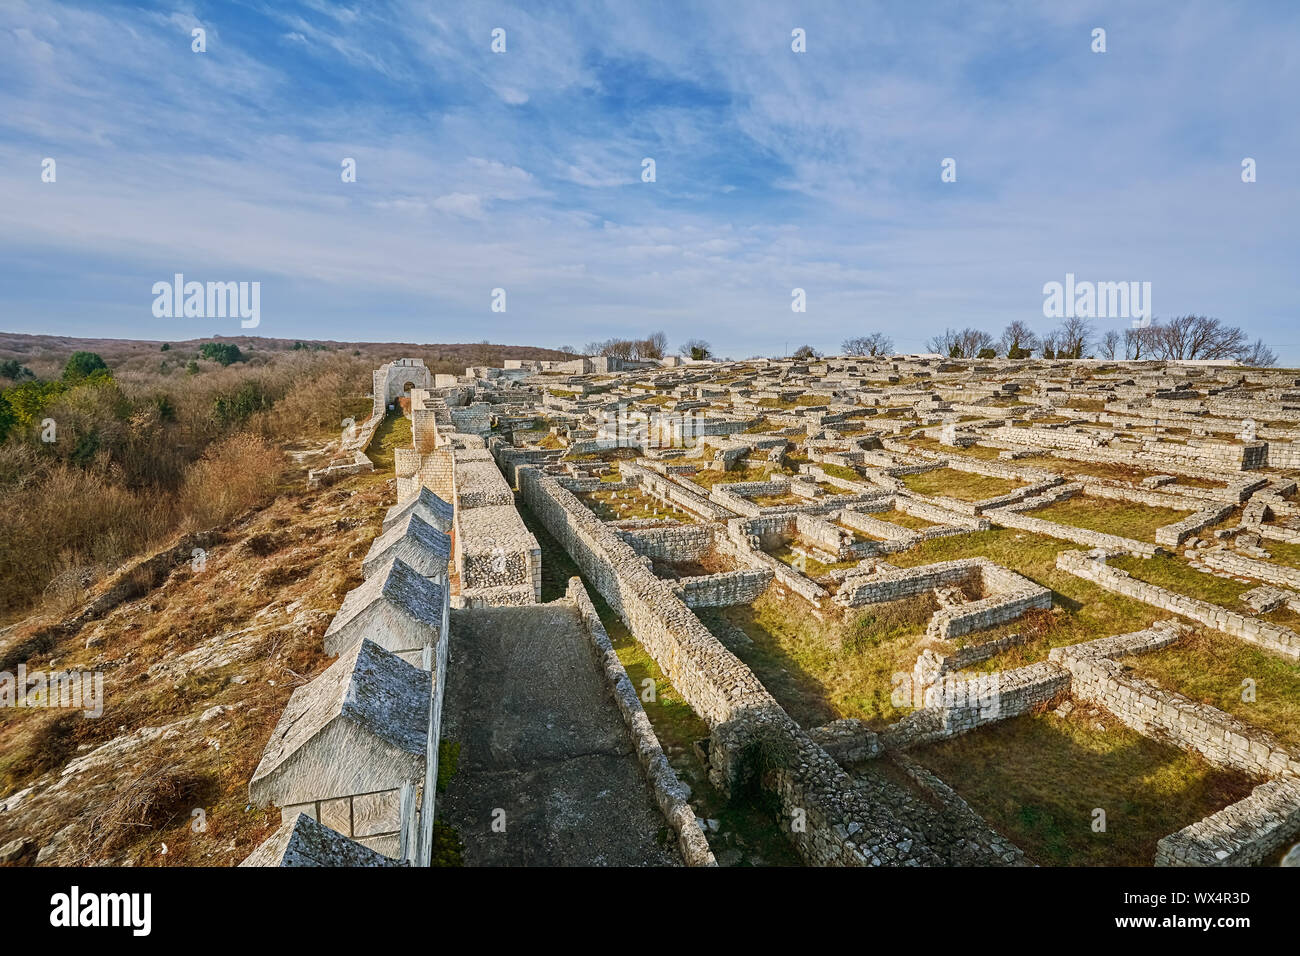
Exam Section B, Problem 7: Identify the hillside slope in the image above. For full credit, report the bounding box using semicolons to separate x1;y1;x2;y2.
0;439;394;866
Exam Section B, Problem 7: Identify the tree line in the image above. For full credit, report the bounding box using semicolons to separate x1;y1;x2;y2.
836;316;1275;365
575;331;713;361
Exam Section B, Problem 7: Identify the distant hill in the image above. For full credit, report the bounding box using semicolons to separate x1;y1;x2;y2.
0;332;574;379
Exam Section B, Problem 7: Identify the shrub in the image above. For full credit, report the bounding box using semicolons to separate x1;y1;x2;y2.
0;392;12;442
63;351;109;382
199;342;244;366
2;378;67;428
181;434;283;529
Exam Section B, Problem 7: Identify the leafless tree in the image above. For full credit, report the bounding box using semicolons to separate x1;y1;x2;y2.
926;327;994;358
1238;338;1278;367
1055;316;1093;359
582;338;635;359
1125;324;1157;359
636;330;668;360
998;320;1039;359
841;333;894;356
1151;315;1248;361
791;344;822;360
1099;329;1122;360
1041;330;1061;358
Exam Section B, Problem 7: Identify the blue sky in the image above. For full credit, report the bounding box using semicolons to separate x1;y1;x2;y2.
2;0;1298;360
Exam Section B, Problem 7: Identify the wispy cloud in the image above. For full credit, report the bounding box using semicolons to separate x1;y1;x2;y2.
0;0;1297;359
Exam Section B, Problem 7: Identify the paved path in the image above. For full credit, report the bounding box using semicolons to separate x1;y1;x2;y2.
439;603;679;866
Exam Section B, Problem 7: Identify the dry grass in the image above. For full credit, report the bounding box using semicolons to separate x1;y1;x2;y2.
0;349;376;620
686;463;785;489
1123;628;1300;750
84;756;213;857
905;436;1007;461
707;589;938;728
910;708;1258;866
1031;496;1191;543
181;435;284;530
0;463;393;865
900;467;1025;501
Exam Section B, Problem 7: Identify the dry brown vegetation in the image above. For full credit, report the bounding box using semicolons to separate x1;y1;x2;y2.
0;334;566;621
0;456;393;866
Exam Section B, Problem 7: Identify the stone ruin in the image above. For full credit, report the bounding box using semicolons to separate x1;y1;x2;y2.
246;353;1300;867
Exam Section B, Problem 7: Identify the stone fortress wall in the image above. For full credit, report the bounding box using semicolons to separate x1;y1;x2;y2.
243;359;711;866
268;351;1300;867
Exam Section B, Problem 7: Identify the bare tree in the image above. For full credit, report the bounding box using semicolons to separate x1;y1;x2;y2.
636;330;668;360
791;344;822;360
1055;316;1093;359
1041;330;1061;359
1238;338;1278;367
841;333;894;356
998;320;1039;359
582;338;635;359
926;327;994;359
1125;324;1156;359
1099;329;1121;360
1151;315;1249;361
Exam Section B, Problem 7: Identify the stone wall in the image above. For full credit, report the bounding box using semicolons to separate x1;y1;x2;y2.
518;465;952;866
1155;778;1300;866
672;569;773;608
1051;623;1300;778
623;462;735;521
1198;547;1300;591
720;518;829;603
926;585;1052;641
836;557;979;607
834;557;1046;628
1154;504;1235;548
518;464;782;779
1057;549;1300;659
1267;440;1300;470
620;523;717;562
884;752;1027;865
565;577;716;866
878;661;1070;749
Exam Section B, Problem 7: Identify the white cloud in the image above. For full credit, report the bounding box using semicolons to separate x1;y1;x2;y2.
432;192;486;218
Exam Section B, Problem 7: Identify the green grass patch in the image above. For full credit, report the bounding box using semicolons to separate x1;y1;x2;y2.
901;468;1025;501
436;740;461;792
820;463;862;482
1111;553;1252;605
906;436;1007;460
364;410;411;472
687;464;781;489
1032;496;1191;543
707;590;936;728
910;710;1257;866
1124;628;1300;750
890;528;1164;667
873;508;938;530
1264;539;1300;569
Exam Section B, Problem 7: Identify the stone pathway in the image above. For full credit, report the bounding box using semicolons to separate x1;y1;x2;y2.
439;603;680;866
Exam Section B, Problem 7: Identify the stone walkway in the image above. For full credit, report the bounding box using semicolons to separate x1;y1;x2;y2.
439;603;680;866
